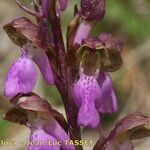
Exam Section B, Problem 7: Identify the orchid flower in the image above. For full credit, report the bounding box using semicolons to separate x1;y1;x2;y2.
3;18;54;97
29;116;75;150
5;93;75;150
72;33;123;128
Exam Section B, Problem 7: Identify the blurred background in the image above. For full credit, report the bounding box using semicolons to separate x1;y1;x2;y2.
0;0;150;149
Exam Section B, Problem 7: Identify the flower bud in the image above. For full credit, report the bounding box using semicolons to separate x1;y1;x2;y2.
81;0;105;21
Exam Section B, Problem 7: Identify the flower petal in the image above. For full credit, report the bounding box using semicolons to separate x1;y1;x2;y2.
72;74;101;128
3;17;43;48
28;129;60;150
28;117;60;150
78;100;100;128
98;33;123;72
79;34;123;72
98;33;123;51
4;57;37;97
97;71;117;113
44;117;75;150
73;20;94;45
28;45;54;85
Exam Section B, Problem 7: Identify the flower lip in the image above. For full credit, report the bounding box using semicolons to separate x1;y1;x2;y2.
77;101;100;128
4;56;37;97
72;73;101;128
4;43;54;97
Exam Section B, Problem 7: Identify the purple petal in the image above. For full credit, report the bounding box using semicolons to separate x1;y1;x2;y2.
4;57;37;97
97;71;117;113
73;20;94;45
78;100;100;128
98;33;124;51
44;117;75;150
28;117;61;150
72;74;101;128
28;129;60;150
28;45;54;85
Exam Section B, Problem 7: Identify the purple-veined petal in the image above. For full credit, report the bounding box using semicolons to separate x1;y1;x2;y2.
98;33;124;52
4;56;37;97
78;100;100;128
44;117;75;150
97;71;117;113
73;20;94;45
27;45;54;85
72;74;101;128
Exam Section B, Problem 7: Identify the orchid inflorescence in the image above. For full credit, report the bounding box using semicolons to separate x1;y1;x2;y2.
3;0;150;150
